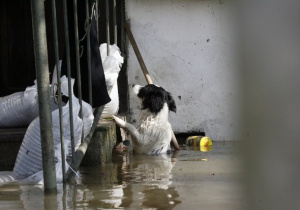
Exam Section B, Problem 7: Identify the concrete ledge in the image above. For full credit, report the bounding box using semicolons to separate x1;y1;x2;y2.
81;119;117;166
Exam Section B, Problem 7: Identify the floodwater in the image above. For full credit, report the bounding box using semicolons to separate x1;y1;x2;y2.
0;142;244;209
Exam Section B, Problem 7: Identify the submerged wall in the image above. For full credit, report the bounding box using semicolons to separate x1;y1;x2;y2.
125;0;241;140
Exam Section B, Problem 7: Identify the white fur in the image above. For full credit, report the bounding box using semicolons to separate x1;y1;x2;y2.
113;85;173;154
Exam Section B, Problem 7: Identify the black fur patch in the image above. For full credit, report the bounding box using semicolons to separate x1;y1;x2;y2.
138;85;176;114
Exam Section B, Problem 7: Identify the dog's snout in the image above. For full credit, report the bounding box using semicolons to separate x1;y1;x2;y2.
132;84;142;96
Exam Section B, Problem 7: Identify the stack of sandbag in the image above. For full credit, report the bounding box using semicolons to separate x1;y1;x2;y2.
12;76;94;183
99;44;124;118
0;63;61;128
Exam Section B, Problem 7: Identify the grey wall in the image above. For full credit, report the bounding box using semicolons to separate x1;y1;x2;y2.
125;0;241;140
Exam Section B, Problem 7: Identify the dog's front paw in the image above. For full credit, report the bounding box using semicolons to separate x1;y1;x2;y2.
112;115;126;128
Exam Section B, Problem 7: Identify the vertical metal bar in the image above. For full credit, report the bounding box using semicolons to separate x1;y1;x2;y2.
120;0;125;55
31;0;57;193
73;0;83;121
62;0;76;162
86;0;92;106
51;0;66;183
105;0;110;55
113;0;117;45
95;0;99;41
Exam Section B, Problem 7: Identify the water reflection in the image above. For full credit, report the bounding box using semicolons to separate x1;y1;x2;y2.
78;149;181;209
0;144;241;209
0;150;181;209
119;151;181;209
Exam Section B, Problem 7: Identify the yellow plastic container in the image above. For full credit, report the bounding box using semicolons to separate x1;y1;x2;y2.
186;136;213;151
200;145;212;152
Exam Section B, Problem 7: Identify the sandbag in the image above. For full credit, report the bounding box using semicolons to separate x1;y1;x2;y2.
99;44;124;118
101;82;119;119
0;64;61;128
100;44;124;69
0;83;39;127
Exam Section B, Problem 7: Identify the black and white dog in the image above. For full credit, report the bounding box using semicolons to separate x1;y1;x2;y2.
113;84;177;154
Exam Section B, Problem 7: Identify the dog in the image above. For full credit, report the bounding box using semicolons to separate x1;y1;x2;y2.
113;84;177;154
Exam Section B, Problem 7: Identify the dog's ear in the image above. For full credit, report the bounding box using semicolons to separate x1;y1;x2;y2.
140;91;165;114
140;91;164;114
150;93;165;114
166;92;176;113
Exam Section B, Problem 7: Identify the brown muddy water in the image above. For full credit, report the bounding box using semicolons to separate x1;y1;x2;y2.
0;142;244;209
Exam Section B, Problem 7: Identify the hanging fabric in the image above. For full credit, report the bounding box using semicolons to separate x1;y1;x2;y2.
60;0;111;108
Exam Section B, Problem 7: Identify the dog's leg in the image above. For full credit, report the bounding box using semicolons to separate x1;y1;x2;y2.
112;116;141;144
112;115;126;127
171;130;181;150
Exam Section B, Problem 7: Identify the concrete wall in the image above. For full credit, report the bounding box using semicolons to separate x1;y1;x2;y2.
125;0;241;140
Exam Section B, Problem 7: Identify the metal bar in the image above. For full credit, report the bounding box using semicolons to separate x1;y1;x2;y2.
51;0;66;183
95;0;99;41
105;0;110;55
120;0;125;55
73;0;84;123
124;22;153;84
67;105;105;182
31;0;57;193
86;0;92;106
62;0;76;162
113;0;117;45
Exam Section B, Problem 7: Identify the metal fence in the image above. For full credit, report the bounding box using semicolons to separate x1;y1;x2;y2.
31;0;123;192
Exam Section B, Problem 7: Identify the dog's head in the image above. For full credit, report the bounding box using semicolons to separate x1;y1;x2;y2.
132;84;176;114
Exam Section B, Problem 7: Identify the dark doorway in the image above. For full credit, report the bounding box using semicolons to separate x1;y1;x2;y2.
0;0;128;113
0;0;35;96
